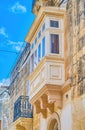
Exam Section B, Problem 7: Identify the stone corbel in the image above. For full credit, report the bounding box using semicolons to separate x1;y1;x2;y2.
47;93;62;109
40;94;48;109
47;103;54;113
34;101;41;114
41;108;47;118
16;124;26;130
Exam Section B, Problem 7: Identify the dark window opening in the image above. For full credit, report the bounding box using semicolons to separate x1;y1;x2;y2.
50;34;59;54
50;20;59;28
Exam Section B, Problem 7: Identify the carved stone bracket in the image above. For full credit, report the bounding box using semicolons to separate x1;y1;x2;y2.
16;124;26;130
15;118;33;130
34;87;62;118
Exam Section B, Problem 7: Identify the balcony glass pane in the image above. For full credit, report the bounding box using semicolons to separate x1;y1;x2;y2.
50;20;59;28
34;50;37;67
42;37;45;57
50;34;59;54
31;54;34;72
38;31;41;39
38;43;41;62
35;37;37;45
32;43;34;49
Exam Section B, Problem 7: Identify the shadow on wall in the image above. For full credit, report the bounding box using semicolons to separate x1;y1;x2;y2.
16;124;26;130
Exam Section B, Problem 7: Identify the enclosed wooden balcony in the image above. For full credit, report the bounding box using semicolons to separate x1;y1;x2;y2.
29;55;65;117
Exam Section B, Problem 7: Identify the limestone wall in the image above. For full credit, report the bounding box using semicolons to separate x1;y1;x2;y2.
72;96;85;130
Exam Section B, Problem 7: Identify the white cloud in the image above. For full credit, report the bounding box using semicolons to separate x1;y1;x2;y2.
0;78;10;86
11;2;27;14
8;40;25;52
8;40;24;45
0;27;8;38
14;46;22;51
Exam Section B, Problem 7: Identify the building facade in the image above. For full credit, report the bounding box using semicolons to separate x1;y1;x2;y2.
0;86;10;130
66;0;85;129
8;0;85;130
25;1;71;130
9;44;33;130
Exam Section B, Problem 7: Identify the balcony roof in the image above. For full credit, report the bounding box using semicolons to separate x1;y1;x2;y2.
25;6;65;43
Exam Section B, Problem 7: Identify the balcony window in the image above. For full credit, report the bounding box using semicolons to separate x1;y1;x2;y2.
31;54;34;72
38;43;41;62
42;23;45;32
50;20;59;28
42;37;45;57
34;50;37;67
38;31;41;39
35;37;37;45
32;43;34;49
50;34;59;54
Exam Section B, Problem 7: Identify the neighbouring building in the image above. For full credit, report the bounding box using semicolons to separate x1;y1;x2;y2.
9;43;33;130
66;0;85;129
0;86;10;130
0;120;1;130
8;0;85;130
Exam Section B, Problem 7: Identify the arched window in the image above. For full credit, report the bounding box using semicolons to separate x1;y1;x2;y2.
47;113;61;130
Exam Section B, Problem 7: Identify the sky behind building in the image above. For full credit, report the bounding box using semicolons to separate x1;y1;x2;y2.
0;0;35;85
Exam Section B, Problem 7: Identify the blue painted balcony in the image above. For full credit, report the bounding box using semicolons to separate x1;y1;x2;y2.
13;96;33;122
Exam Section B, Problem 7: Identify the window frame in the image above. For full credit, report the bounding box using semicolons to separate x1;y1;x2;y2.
34;49;37;68
42;23;45;32
50;34;60;54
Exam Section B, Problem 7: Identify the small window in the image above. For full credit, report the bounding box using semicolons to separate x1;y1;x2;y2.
42;37;45;57
50;34;59;54
38;43;41;62
50;20;59;28
42;23;45;32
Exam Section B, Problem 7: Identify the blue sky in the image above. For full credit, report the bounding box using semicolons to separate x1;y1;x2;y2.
0;0;35;85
